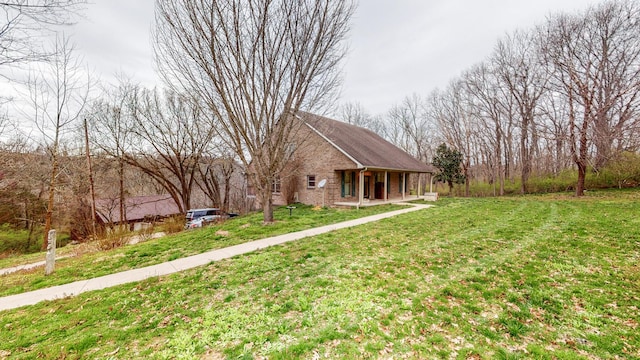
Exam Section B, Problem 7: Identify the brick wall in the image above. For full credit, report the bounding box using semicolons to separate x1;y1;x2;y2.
271;124;419;207
272;124;357;206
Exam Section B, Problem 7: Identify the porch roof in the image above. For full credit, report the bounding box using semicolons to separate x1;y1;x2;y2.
296;111;434;173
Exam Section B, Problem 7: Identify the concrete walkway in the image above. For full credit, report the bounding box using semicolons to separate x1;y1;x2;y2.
0;232;167;276
0;255;70;276
0;203;431;312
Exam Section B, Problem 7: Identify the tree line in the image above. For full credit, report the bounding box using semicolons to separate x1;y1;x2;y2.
338;0;640;197
2;0;640;253
1;0;355;252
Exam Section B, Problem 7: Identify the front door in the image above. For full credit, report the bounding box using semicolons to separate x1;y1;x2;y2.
375;182;385;199
364;176;371;199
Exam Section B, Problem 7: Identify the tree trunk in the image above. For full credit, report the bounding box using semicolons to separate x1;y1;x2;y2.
119;157;126;230
223;176;230;213
520;117;530;194
576;161;586;196
42;155;58;250
464;164;470;197
262;191;274;223
84;119;97;239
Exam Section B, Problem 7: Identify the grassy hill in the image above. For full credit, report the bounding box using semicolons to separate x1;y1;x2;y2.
1;191;639;359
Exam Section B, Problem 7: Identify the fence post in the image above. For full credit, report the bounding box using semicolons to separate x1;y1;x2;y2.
45;230;56;276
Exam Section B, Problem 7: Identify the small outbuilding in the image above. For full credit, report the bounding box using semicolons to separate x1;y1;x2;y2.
95;194;182;231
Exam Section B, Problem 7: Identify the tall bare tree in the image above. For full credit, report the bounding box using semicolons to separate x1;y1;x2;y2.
88;78;138;226
338;101;386;135
125;88;216;213
387;94;434;163
27;35;89;250
463;62;511;195
1;0;84;70
492;30;549;194
543;0;640;195
430;81;475;197
154;0;355;222
196;145;237;213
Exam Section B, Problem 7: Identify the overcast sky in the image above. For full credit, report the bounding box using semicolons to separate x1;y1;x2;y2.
71;0;595;115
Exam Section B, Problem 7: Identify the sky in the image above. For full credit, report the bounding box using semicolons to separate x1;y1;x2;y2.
26;0;597;116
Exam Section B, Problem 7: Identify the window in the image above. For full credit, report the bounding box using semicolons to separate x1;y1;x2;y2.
272;176;281;194
399;173;403;193
345;172;352;196
405;174;409;193
307;175;316;189
341;171;354;197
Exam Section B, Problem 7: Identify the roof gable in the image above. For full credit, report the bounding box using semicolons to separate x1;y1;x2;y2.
296;111;433;173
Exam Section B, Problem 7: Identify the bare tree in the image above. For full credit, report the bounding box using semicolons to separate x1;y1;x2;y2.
542;0;640;195
88;78;138;226
387;94;434;163
429;81;475;197
195;144;237;213
0;0;85;70
26;35;89;250
463;62;510;195
124;88;215;213
154;0;356;222
492;30;549;194
337;101;386;134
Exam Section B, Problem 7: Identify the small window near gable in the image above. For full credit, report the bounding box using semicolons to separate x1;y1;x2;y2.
307;175;316;189
272;176;281;194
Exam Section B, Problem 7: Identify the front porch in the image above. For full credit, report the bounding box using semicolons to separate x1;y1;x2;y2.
335;169;435;207
334;194;437;208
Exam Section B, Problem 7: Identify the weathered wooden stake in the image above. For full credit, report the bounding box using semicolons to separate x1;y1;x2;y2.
44;230;56;275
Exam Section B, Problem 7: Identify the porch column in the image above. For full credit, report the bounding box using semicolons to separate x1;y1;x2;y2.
384;170;388;202
402;172;406;200
358;170;364;206
429;173;433;193
417;174;421;199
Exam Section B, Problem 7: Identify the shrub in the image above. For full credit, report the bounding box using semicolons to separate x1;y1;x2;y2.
160;215;186;234
96;228;130;250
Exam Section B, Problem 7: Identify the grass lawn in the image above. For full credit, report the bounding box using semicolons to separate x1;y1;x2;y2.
1;191;639;359
0;204;404;297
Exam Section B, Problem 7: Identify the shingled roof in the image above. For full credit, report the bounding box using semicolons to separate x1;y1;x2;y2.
296;111;434;173
95;194;181;223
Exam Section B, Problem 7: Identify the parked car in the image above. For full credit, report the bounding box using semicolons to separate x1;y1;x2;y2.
184;215;214;229
184;208;227;229
185;208;221;221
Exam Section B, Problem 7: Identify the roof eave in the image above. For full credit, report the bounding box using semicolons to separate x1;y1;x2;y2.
295;113;364;169
360;165;434;173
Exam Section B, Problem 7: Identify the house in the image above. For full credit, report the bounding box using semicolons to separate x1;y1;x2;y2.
269;111;435;207
95;194;182;231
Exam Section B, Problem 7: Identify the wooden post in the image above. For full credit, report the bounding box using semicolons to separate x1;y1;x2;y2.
384;171;388;202
358;170;364;207
402;172;406;200
84;119;97;239
45;230;56;275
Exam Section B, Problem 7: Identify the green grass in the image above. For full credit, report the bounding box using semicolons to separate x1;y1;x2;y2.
0;225;42;256
438;169;640;197
0;203;403;296
1;190;639;359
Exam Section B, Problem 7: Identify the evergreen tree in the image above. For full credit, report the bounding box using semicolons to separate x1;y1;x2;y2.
432;143;465;194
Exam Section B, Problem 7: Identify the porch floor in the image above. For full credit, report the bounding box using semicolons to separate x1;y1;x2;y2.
334;195;434;207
